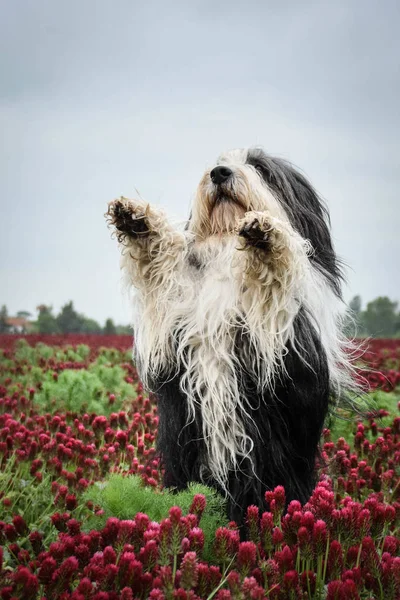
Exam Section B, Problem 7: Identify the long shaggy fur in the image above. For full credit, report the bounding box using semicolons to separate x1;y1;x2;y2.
106;147;357;525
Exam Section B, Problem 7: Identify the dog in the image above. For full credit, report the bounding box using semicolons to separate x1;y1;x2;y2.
106;147;355;525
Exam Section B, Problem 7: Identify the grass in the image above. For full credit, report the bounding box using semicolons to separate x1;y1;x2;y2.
329;390;399;443
84;474;228;561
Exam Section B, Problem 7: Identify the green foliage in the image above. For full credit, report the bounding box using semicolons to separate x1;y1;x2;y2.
81;317;103;334
26;301;130;334
329;390;399;443
37;304;60;334
84;474;227;561
12;339;90;366
97;346;132;363
0;460;69;547
13;338;55;365
27;321;39;333
16;310;32;319
56;300;84;334
366;389;399;417
362;296;398;337
76;343;91;360
35;342;57;361
0;304;11;334
13;338;37;362
33;363;136;415
346;295;400;338
104;318;117;335
116;324;132;335
54;345;89;363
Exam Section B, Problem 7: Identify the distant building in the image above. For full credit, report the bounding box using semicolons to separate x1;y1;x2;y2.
6;317;33;334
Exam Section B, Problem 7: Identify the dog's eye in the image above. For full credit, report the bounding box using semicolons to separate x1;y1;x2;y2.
253;163;263;173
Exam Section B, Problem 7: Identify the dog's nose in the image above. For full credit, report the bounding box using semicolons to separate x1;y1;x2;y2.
210;166;233;185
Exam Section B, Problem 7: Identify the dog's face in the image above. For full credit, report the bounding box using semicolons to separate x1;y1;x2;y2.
190;147;331;238
189;148;287;238
189;146;343;295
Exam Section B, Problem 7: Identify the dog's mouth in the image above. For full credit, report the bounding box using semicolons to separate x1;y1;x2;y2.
207;185;248;234
211;186;246;212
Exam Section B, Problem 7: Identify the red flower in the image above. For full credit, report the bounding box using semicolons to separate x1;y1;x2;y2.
115;430;128;449
76;577;93;595
272;527;284;546
56;555;79;583
283;569;299;590
326;580;342;600
214;528;240;566
67;519;81;536
241;576;265;599
51;512;69;532
4;524;17;542
169;506;182;525
297;526;312;560
38;557;57;584
189;494;207;520
313;519;328;555
149;590;165;599
13;567;39;600
28;531;43;556
260;512;274;553
180;551;199;589
237;541;257;575
139;540;158;571
246;505;259;543
383;535;399;555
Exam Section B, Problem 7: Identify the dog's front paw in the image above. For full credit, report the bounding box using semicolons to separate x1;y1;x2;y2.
237;211;272;249
106;197;150;241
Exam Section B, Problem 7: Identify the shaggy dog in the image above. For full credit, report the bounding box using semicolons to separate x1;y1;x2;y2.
106;148;355;525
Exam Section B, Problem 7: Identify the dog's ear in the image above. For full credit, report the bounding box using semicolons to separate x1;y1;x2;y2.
267;158;344;297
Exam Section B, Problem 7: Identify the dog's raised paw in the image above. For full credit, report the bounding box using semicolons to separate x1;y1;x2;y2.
107;198;150;239
237;212;272;249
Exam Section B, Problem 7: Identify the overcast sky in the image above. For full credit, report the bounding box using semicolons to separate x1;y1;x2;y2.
1;0;399;325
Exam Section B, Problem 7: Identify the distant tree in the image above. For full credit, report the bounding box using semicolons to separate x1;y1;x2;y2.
395;312;400;337
81;317;102;334
16;310;32;319
28;321;39;334
37;305;60;334
104;318;117;335
345;295;365;337
0;305;10;333
116;324;132;335
349;295;362;315
362;297;398;337
57;301;84;334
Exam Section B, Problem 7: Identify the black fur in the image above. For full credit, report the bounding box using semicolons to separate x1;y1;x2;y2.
156;310;330;526
246;149;344;297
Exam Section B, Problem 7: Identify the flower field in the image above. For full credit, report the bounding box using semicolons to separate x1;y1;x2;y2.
0;336;399;599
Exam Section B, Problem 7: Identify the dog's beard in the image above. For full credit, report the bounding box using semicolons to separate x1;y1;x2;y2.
209;196;247;235
191;174;251;238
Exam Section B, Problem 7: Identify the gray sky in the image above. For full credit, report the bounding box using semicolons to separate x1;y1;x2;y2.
1;0;399;324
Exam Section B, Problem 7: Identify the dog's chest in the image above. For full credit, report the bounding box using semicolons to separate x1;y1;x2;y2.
180;243;240;340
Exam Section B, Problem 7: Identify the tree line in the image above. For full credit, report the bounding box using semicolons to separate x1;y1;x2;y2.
345;296;400;338
0;302;131;335
1;295;399;338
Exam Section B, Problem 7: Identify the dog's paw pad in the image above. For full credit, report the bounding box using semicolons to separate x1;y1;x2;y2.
237;214;271;248
107;199;150;238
